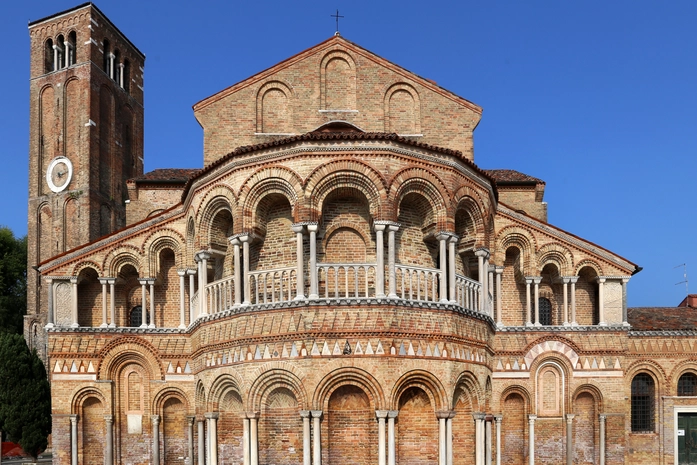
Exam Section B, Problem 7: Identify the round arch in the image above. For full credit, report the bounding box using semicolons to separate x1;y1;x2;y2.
390;369;448;411
313;367;385;410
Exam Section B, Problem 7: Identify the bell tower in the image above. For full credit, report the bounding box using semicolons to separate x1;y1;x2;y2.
26;4;145;350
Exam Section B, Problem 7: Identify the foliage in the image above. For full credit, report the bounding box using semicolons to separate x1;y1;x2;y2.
0;227;27;334
0;333;51;459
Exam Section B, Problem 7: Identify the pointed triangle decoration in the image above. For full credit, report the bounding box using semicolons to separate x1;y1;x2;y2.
322;342;331;356
290;342;298;357
355;341;363;355
333;341;342;355
376;341;384;355
311;342;320;356
366;341;374;355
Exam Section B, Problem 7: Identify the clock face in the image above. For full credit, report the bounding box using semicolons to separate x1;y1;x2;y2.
46;156;73;193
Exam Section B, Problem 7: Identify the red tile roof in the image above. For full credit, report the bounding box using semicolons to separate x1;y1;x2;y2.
484;169;545;185
628;307;697;331
132;169;200;184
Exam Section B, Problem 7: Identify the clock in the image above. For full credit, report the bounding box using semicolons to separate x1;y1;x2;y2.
46;156;73;193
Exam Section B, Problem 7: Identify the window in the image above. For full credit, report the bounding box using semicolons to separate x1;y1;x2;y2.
129;305;148;327
67;31;76;66
678;373;697;396
537;297;552;325
56;35;65;70
631;373;655;432
122;59;130;92
103;39;111;76
45;38;54;73
114;49;121;86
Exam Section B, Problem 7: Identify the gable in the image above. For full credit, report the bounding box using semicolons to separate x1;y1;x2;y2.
194;36;482;167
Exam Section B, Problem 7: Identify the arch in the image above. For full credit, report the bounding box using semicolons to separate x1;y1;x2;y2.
625;359;667;387
575;259;604;277
195;183;238;244
305;159;387;221
390;167;451;229
209;372;246;409
454;192;487;249
142;228;185;276
496;226;537;275
98;337;163;381
71;386;108;414
239;166;303;231
573;383;605;411
103;245;142;277
67;30;77;66
384;82;421;134
390;369;448;411
631;372;656;432
452;370;484;411
72;260;102;278
670;360;697;392
186;216;196;265
523;338;580;370
499;385;532;411
256;80;294;133
535;359;566;416
248;367;308;412
320;50;356;110
537;243;574;276
195;380;207;414
45;37;54;72
152;386;191;414
313;366;385;410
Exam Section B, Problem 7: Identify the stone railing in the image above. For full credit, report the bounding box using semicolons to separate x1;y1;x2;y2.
395;265;442;302
317;263;377;298
249;266;297;304
455;274;482;311
206;275;236;312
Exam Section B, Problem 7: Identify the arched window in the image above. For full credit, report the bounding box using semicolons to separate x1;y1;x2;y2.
114;49;121;87
67;31;77;66
631;373;655;432
538;297;552;325
129;305;148;327
678;373;697;396
103;39;111;77
56;35;65;70
45;38;54;73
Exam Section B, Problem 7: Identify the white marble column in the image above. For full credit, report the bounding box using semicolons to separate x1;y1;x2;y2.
565;414;574;465
437;233;449;302
152;415;161;465
438;413;447;465
301;411;311;465
475;249;489;312
70;277;79;328
240;236;251;305
597;277;606;325
249;412;259;465
448;235;458;303
622;277;629;325
186;416;195;465
528;415;536;465
473;413;485;465
533;277;541;326
388;411;398;465
486;417;492;465
374;222;387;298
187;269;196;323
292;224;306;300
178;270;187;328
570;276;578;325
376;410;388;465
308;223;319;299
139;278;148;327
70;414;78;465
52;45;59;72
45;278;54;327
105;415;114;465
243;416;250;465
446;412;455;465
100;278;109;327
494;415;502;465
387;224;400;298
495;266;504;327
108;278;116;327
108;52;115;79
599;414;606;465
525;278;533;326
206;412;219;465
311;411;322;465
148;278;156;328
562;277;570;326
197;418;205;465
488;267;495;317
230;236;242;307
197;251;211;314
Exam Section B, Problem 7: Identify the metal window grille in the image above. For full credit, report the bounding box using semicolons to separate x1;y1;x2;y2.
538;297;552;326
678;373;697;396
631;373;655;432
130;305;143;327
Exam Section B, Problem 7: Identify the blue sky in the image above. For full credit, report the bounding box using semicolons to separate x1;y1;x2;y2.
1;1;695;307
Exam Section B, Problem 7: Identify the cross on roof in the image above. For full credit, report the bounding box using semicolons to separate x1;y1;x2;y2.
331;9;344;34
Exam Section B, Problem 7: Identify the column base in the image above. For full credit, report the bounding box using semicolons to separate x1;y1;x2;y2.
525;322;533;327
108;323;116;328
376;293;386;298
70;323;79;328
44;323;54;329
571;321;579;326
388;293;399;299
496;322;505;329
598;322;607;326
178;324;187;330
293;294;306;301
148;323;156;328
309;294;319;300
140;323;148;328
100;323;108;328
563;322;570;326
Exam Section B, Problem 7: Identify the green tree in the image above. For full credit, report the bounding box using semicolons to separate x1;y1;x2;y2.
0;227;27;335
0;333;51;459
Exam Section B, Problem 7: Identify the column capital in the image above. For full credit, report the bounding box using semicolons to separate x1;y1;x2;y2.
493;414;503;423
494;266;504;274
599;413;607;421
472;412;486;421
532;276;542;284
205;412;220;420
291;223;307;233
565;413;575;423
69;276;79;284
177;269;188;277
238;233;252;243
474;248;490;259
99;277;116;284
300;410;311;419
146;278;156;285
310;410;323;419
435;410;456;419
194;250;212;262
104;414;113;423
151;414;161;424
69;414;79;424
228;235;241;246
388;410;399;419
306;222;319;232
376;410;389;419
435;231;457;241
245;411;260;419
596;276;607;283
186;268;197;276
186;415;196;425
137;278;151;285
528;414;537;422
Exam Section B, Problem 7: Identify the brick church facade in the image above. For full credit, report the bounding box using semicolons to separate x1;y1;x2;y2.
24;3;697;465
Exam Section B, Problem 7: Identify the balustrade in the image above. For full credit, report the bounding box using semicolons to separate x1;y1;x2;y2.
248;266;297;305
317;263;377;299
395;265;442;302
455;274;482;312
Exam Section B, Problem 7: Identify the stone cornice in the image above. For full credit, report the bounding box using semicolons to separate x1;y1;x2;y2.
497;204;636;272
497;325;630;333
